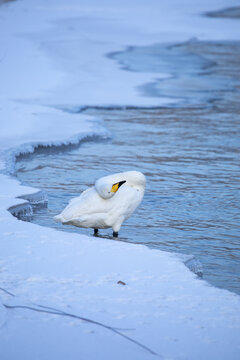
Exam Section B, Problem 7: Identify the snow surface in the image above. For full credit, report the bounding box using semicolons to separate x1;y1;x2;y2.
0;0;240;359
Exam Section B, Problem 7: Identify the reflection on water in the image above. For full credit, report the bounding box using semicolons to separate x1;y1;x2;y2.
15;40;240;295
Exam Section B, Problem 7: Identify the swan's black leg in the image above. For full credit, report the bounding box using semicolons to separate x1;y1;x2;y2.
94;229;98;235
113;231;118;237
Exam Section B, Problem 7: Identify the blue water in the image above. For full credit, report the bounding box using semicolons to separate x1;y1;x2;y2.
15;41;240;294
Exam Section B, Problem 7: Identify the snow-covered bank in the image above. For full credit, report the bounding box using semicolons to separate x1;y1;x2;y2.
1;217;240;360
1;0;240;359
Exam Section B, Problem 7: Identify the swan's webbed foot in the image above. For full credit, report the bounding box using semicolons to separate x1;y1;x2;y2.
113;231;118;237
94;229;98;235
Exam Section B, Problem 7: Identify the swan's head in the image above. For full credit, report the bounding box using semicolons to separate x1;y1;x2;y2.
95;171;146;199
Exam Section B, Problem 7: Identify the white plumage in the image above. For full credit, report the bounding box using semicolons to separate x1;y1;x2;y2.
54;171;146;236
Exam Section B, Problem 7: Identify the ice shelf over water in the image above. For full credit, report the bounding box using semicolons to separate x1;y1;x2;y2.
0;0;240;359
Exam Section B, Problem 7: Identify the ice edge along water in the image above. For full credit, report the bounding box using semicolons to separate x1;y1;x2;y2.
0;1;240;359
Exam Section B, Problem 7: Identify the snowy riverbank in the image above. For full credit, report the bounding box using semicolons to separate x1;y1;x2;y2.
1;0;240;359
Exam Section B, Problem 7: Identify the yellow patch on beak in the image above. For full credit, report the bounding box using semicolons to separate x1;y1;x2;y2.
111;180;126;193
111;182;120;192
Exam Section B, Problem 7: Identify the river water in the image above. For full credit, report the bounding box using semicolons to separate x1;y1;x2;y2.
15;40;240;295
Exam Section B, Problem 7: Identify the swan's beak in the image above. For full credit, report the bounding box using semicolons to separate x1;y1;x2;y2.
111;180;126;192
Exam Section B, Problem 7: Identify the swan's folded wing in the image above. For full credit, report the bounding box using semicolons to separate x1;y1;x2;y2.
63;212;108;228
55;187;112;223
68;188;92;204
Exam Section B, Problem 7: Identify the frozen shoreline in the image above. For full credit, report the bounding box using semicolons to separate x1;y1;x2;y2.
1;0;240;359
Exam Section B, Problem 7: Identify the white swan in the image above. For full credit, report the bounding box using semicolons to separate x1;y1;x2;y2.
54;171;146;236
